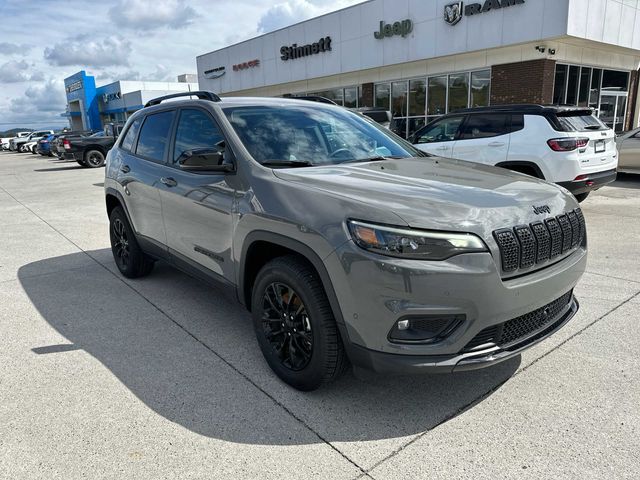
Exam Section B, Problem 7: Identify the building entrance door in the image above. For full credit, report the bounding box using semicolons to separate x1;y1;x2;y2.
599;93;627;133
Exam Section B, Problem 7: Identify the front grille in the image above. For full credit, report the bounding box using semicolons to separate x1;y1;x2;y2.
493;208;585;273
463;291;573;351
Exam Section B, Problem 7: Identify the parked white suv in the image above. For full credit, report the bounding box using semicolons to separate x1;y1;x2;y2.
1;131;31;150
9;130;54;152
411;105;618;202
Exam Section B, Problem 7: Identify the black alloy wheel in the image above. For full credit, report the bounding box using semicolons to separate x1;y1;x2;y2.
252;255;347;391
85;149;105;168
261;282;313;371
111;217;130;271
109;206;154;278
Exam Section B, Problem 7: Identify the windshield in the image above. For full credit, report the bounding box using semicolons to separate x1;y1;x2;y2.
222;104;423;166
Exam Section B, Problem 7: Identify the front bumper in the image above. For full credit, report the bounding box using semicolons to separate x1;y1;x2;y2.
558;169;617;195
324;240;586;372
343;296;578;374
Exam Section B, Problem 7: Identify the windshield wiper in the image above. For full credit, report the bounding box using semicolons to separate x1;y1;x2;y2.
340;155;405;164
261;160;314;168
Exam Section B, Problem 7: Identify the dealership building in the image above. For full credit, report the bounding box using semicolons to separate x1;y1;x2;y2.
63;71;198;131
197;0;640;137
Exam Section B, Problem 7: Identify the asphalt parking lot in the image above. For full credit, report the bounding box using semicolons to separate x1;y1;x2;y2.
1;151;639;479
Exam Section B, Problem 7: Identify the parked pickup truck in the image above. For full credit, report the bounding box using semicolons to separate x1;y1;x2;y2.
52;130;96;158
62;123;123;167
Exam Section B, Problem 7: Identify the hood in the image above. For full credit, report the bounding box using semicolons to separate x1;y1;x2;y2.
273;157;577;236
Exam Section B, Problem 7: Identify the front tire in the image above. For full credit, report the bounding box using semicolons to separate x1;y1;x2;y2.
251;255;347;391
109;206;154;278
85;149;105;168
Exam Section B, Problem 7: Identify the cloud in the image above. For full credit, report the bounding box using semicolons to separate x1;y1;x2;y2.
0;42;32;55
0;60;42;83
1;78;68;128
44;35;132;67
257;0;362;33
109;0;197;30
95;64;175;84
10;78;67;114
146;64;175;81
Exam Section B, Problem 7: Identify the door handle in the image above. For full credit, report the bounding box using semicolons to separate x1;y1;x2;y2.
436;146;448;150
120;165;130;173
488;142;505;147
161;177;177;187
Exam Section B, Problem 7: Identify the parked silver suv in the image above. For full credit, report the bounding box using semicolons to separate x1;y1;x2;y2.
104;92;587;391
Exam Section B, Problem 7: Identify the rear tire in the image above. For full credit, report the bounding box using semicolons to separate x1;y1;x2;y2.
109;206;154;278
251;255;347;391
574;192;590;203
85;149;105;168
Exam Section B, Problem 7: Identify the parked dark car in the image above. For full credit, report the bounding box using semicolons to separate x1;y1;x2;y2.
36;134;59;157
62;124;123;167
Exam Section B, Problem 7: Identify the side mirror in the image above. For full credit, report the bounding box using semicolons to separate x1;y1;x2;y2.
178;148;234;173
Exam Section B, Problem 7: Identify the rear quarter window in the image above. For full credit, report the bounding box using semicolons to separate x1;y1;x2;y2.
551;112;608;132
120;118;142;152
135;111;176;162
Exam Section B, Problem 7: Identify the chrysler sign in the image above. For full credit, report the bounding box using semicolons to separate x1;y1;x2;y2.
445;0;525;25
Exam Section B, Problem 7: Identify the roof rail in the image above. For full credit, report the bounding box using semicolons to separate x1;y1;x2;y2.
294;96;339;105
144;90;221;108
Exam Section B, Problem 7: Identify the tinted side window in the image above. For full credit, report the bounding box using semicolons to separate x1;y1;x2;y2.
120;118;142;152
459;114;509;140
511;114;525;133
135;111;175;162
173;109;225;162
414;116;464;144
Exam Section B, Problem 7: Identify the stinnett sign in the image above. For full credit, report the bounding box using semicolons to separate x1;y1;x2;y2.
444;0;525;25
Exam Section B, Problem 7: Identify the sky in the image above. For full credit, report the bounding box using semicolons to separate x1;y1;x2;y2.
0;0;365;130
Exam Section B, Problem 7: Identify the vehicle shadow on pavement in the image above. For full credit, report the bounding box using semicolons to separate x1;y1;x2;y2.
33;166;84;172
611;173;640;190
19;250;520;446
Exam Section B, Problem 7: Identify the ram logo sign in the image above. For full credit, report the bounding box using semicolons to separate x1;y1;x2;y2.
444;2;463;25
445;0;526;26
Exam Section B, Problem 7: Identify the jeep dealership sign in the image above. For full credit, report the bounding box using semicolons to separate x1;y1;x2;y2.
445;0;525;25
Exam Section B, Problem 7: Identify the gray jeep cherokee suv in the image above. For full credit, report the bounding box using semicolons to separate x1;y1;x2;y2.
104;91;587;391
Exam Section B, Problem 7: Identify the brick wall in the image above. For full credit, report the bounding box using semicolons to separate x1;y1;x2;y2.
625;69;638;130
490;59;556;105
360;82;374;107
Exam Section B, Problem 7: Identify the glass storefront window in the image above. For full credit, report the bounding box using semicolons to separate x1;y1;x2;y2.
408;79;426;116
375;84;390;109
554;64;630;130
391;81;408;118
470;70;490;107
602;70;629;92
427;76;447;116
590;69;602;108
553;64;568;104
448;73;469;113
344;87;358;108
566;66;580;105
367;69;490;138
578;67;591;107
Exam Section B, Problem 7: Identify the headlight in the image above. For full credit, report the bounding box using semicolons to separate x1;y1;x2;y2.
347;220;487;260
